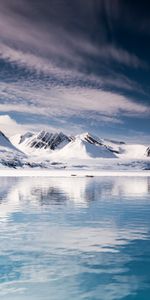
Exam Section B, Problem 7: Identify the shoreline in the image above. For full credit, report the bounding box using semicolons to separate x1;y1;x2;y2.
0;169;150;177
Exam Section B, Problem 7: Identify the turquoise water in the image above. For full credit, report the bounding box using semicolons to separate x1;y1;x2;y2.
0;176;150;300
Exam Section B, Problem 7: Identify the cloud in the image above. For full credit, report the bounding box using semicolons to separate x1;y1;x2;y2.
0;115;26;136
0;114;86;137
0;81;149;120
0;0;147;117
0;114;53;137
99;46;147;68
0;0;148;96
0;114;50;138
0;0;149;141
1;42;145;99
0;0;147;79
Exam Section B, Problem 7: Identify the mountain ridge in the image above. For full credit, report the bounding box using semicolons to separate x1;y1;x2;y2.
10;130;149;159
0;129;149;169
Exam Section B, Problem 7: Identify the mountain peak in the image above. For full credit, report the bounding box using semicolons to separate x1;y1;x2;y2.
11;130;71;154
9;130;150;160
77;132;104;146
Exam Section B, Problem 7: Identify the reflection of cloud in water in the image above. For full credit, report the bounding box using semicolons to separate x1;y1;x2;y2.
111;177;150;197
0;177;150;299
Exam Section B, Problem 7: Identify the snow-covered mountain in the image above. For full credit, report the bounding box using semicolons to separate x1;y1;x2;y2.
0;131;26;168
10;130;150;160
0;129;148;170
11;131;119;159
49;133;117;160
0;131;17;150
78;133;125;155
11;131;71;155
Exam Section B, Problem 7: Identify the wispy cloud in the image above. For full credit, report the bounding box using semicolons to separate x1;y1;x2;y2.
0;0;147;97
0;82;149;120
0;0;149;140
0;0;147;76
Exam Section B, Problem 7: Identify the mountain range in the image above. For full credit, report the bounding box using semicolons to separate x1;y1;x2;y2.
0;130;149;169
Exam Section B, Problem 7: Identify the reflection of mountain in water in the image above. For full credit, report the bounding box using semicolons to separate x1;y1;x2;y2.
0;176;150;300
0;176;150;220
31;186;68;206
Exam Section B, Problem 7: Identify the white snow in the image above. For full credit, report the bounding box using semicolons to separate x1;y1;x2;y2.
10;131;70;155
116;144;147;159
0;131;26;168
0;131;18;150
49;137;116;160
0;130;149;172
11;131;149;160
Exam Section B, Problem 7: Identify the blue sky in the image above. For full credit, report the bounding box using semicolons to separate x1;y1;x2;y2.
0;0;150;142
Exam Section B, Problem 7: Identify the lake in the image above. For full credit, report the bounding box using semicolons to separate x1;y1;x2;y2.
0;176;150;300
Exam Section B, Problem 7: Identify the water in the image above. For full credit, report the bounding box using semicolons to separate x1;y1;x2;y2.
0;176;150;300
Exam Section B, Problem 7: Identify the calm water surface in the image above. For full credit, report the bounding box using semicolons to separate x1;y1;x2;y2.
0;176;150;300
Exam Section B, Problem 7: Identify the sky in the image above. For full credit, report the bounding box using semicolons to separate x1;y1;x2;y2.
0;0;150;142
